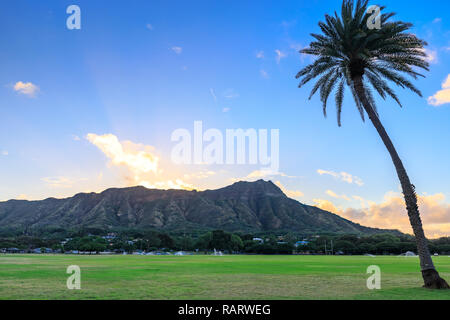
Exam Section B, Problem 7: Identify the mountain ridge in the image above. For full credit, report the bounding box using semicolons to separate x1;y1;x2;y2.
0;180;401;235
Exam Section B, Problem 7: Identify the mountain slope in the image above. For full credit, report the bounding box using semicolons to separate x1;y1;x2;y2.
0;180;399;235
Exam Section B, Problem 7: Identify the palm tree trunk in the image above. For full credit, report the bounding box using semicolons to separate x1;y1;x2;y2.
353;75;449;289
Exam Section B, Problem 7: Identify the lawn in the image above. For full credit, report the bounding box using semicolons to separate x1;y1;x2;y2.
0;254;449;300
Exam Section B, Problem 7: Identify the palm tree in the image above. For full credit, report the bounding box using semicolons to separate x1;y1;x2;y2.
296;0;449;289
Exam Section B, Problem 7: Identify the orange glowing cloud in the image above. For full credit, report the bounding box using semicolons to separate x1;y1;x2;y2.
275;181;304;199
428;74;450;106
87;133;194;190
313;192;450;238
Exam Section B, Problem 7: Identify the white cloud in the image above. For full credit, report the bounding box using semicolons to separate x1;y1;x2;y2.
352;195;367;207
275;49;287;64
146;23;154;30
260;69;269;79
13;81;39;97
433;18;442;23
210;88;217;103
245;170;296;179
423;48;438;64
229;170;297;186
246;170;277;179
317;169;364;186
289;42;310;62
210;88;231;112
223;88;239;99
41;176;83;189
326;190;351;201
256;51;264;59
171;46;183;54
280;20;297;29
289;42;303;52
71;135;81;141
87;133;159;175
87;133;193;190
1;150;8;156
183;170;216;180
428;74;450;106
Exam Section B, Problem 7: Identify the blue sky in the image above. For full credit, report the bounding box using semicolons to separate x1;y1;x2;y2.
1;0;450;237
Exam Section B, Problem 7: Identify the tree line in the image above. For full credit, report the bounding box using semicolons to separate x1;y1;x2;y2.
1;229;449;255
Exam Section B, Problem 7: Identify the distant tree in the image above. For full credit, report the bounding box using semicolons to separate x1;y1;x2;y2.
334;240;357;255
337;235;359;243
158;233;175;249
358;243;376;254
230;234;244;252
195;232;212;252
436;244;450;254
376;241;399;255
178;235;194;251
91;242;107;254
144;232;161;249
398;242;416;253
209;230;231;251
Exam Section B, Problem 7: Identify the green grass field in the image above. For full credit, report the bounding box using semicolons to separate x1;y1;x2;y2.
0;254;449;300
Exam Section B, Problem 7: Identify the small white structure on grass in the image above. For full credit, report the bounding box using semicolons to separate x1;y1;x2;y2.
399;251;417;257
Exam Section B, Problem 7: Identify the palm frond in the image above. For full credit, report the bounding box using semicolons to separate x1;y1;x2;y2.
296;0;428;125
